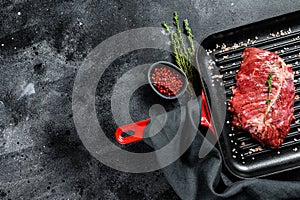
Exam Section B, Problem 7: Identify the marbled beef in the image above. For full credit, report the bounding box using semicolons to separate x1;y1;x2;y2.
228;47;295;148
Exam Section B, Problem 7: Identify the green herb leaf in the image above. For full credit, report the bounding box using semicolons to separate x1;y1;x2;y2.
162;22;170;31
266;98;271;103
268;72;273;80
266;72;273;93
268;85;272;92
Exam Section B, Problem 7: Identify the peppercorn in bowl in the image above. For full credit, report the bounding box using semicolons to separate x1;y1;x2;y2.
148;61;188;99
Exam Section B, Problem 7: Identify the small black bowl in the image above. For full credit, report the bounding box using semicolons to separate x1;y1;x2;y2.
148;61;188;99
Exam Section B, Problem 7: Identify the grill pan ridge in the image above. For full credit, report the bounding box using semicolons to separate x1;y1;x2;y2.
200;11;300;178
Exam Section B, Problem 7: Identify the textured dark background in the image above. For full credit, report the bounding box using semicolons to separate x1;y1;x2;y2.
1;0;300;199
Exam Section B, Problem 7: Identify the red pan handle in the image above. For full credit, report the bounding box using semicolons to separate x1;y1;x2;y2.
201;90;215;135
115;118;151;144
115;91;214;144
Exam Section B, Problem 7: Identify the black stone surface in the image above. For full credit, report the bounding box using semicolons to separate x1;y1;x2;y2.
1;0;300;199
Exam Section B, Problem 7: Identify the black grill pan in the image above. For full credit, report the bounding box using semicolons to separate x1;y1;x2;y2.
199;10;300;178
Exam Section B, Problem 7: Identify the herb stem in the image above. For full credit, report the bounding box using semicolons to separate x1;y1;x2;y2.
173;12;188;57
162;12;195;90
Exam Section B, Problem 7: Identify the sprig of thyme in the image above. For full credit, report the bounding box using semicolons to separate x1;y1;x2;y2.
162;11;195;88
264;72;273;122
266;72;273;103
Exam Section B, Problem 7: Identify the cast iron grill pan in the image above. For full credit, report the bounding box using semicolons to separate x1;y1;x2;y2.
201;11;300;178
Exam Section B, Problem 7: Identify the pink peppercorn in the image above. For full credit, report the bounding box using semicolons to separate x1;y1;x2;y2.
150;66;184;97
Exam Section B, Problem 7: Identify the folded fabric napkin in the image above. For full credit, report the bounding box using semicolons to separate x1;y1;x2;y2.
144;98;300;200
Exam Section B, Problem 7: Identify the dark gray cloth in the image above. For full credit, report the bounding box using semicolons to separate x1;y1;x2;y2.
144;99;300;200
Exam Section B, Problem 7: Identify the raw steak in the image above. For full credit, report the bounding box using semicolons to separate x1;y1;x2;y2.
228;47;295;148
